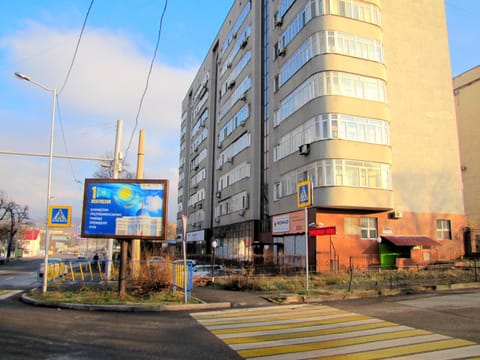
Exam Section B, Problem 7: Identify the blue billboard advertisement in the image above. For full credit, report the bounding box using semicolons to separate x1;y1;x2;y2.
81;179;168;239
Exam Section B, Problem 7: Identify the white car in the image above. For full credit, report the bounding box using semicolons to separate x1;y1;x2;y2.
192;264;224;277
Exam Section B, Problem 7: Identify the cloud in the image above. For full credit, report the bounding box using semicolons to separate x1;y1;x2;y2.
145;195;163;213
1;21;195;223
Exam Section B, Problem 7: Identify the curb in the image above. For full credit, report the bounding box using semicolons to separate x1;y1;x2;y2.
20;292;231;312
263;282;480;304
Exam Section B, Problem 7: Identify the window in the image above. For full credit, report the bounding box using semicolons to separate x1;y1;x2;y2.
436;219;452;240
278;31;383;90
219;104;249;143
360;217;377;239
325;0;381;25
220;2;251;55
273;114;389;161
274;72;386;127
273;159;391;201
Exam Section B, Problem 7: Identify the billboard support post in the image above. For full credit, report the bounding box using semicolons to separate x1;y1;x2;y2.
118;238;128;298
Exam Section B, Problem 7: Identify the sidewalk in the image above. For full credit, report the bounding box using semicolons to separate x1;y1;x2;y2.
192;286;273;308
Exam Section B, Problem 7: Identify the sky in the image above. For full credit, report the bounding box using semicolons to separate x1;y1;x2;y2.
0;0;479;226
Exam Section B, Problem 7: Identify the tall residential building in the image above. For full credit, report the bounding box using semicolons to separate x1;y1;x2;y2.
178;0;466;271
454;65;480;256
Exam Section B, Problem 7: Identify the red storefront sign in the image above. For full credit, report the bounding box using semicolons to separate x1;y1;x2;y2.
309;226;336;236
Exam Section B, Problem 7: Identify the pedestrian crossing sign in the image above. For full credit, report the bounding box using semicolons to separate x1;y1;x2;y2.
48;205;72;227
297;180;312;208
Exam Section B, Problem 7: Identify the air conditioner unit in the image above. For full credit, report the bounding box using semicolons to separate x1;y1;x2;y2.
194;164;199;170
240;120;247;127
215;217;220;223
239;209;246;216
240;92;247;101
240;38;248;49
298;143;310;156
217;142;222;149
277;44;286;57
392;210;403;219
197;203;203;209
192;183;198;189
216;191;221;198
227;79;236;89
227;157;233;163
275;16;283;27
226;62;232;69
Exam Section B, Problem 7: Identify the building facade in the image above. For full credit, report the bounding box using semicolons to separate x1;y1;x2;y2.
454;65;480;256
177;0;466;271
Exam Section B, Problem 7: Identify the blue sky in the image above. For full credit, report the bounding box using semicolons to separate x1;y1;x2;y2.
0;0;478;225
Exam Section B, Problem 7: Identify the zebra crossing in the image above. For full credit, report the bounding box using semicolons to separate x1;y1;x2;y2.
191;304;480;359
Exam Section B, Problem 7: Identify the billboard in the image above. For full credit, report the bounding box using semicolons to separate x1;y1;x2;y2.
81;179;168;239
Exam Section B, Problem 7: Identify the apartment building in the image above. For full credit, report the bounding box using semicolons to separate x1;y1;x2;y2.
178;0;466;271
454;65;480;256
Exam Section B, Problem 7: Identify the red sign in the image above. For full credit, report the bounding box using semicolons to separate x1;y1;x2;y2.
309;226;336;236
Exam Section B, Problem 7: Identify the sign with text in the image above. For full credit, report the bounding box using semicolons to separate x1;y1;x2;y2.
81;179;168;239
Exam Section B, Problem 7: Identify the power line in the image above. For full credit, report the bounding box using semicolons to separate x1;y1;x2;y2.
55;97;82;184
58;0;95;95
55;0;94;184
124;0;168;161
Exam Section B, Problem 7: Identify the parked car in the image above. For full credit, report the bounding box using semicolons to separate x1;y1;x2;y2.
147;256;167;271
0;255;5;265
192;264;224;277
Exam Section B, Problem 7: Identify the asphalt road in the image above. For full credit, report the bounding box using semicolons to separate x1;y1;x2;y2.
0;293;242;359
1;259;480;358
0;257;41;289
324;288;480;343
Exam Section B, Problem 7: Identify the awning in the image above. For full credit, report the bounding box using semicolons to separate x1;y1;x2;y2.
381;235;441;247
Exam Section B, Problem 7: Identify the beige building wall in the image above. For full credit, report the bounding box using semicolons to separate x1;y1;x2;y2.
382;0;464;215
454;65;480;237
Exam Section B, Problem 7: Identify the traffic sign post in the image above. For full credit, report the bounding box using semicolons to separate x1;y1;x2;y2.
297;180;312;291
48;205;72;228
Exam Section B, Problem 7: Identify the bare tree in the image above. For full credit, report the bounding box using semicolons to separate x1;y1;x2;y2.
92;153;135;179
0;191;29;259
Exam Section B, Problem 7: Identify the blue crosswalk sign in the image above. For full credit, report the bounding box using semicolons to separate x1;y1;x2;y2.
48;206;72;227
297;180;312;208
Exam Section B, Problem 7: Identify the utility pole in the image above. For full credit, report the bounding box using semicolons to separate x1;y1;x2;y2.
131;129;144;278
105;119;123;280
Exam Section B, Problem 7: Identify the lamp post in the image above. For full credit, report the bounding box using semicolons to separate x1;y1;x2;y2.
15;72;56;294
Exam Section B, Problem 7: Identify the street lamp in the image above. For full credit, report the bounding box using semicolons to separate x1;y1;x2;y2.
15;72;56;294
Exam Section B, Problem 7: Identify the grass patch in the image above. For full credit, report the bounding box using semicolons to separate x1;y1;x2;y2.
28;284;200;305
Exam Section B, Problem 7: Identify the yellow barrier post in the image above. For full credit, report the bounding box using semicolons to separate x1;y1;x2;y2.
88;262;94;280
79;263;85;281
97;261;103;280
69;261;75;281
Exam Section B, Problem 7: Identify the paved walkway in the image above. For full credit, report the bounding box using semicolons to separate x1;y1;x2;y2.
192;287;273;308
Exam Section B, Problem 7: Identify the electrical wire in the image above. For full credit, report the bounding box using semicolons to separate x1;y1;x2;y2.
58;0;95;95
55;0;94;184
56;97;82;184
124;0;168;161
